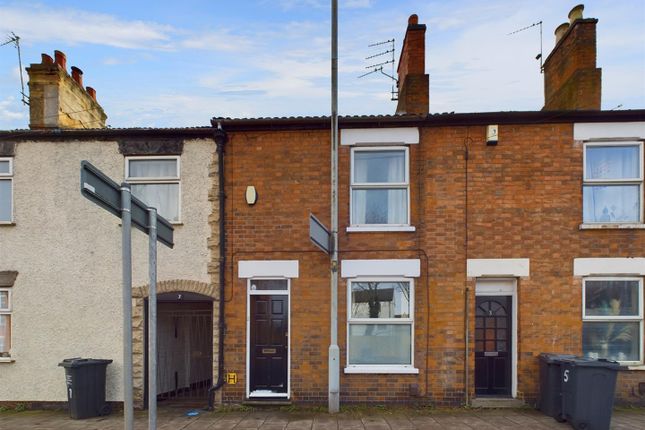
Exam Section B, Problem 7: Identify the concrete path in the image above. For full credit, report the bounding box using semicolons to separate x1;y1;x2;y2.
0;407;644;429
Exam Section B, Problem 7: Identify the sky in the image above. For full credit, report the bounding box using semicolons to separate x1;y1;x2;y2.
0;0;644;129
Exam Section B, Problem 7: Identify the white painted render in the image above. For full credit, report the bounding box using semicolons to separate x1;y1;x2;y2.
466;258;530;277
573;258;645;276
0;139;212;402
573;122;645;140
238;260;299;278
340;259;420;278
340;127;419;146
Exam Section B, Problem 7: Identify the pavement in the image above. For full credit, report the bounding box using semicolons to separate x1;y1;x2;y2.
0;406;644;430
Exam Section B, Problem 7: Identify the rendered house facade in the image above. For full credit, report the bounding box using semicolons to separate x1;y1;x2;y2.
0;51;221;407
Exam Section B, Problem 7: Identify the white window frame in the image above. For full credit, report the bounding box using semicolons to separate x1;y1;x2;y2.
348;146;412;232
582;277;644;364
245;277;291;399
125;156;181;223
582;142;644;224
0;288;11;357
345;277;418;374
0;157;13;224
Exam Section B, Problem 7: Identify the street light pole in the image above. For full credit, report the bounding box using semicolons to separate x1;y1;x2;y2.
328;0;340;414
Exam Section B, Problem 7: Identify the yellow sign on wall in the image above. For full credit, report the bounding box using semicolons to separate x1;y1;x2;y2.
226;372;237;384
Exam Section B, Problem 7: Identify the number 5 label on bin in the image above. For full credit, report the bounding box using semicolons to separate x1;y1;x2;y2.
563;369;569;383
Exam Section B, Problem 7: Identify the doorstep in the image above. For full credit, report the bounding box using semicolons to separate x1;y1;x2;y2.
242;399;292;407
471;397;526;408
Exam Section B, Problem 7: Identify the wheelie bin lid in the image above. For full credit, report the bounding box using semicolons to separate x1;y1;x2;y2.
559;356;622;369
58;358;113;368
539;353;578;364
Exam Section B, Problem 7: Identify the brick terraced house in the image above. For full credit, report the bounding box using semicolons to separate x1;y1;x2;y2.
211;7;645;407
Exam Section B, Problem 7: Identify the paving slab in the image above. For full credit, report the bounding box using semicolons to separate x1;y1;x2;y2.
0;406;644;429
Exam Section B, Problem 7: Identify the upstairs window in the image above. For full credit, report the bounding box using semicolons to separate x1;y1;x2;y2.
583;143;643;223
125;156;180;223
0;158;13;223
351;147;409;226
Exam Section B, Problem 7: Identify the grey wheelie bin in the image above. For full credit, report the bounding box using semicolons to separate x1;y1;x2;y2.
538;353;577;422
58;358;113;419
560;357;621;430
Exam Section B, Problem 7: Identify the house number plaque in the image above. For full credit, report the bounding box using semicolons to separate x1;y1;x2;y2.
262;348;277;354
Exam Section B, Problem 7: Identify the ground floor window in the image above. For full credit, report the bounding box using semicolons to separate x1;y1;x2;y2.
346;278;414;368
0;288;11;356
582;277;643;363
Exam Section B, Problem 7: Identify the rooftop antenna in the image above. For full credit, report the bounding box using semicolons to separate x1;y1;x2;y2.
1;32;29;105
508;21;543;73
358;38;398;101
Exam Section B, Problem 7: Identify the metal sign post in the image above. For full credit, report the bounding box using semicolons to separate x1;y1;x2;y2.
148;208;157;430
121;184;134;430
81;161;173;430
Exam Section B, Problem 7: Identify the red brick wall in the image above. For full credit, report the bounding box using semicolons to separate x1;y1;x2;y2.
219;122;645;406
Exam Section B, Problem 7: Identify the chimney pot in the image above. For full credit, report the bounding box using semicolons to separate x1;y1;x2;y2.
555;22;570;43
568;4;584;23
41;53;54;65
71;66;83;88
408;14;418;25
86;86;97;101
54;50;67;71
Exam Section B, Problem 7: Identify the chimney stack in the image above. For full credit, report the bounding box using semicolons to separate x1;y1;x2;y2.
395;14;429;116
26;50;107;129
542;4;601;111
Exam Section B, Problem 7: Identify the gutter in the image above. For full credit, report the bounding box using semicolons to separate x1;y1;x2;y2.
207;122;228;409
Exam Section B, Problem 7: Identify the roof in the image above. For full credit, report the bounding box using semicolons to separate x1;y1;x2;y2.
1;110;644;140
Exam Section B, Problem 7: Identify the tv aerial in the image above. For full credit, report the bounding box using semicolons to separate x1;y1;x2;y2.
508;21;544;73
1;32;29;105
359;38;398;101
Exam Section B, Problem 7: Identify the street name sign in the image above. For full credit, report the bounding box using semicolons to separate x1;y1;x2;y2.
310;213;332;254
81;160;174;247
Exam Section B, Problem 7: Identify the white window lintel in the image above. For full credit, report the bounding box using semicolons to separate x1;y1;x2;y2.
344;365;419;374
341;259;420;278
238;260;299;279
574;258;645;276
467;258;530;278
341;127;419;146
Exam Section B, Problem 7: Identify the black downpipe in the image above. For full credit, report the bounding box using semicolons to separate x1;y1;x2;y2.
208;123;228;410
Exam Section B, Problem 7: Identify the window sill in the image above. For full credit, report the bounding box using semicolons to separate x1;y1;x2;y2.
344;366;419;374
0;222;15;226
579;223;645;230
346;225;416;233
0;357;15;363
626;365;645;371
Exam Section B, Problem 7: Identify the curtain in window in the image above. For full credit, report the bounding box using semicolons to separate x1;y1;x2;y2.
586;146;639;180
131;184;179;222
353;151;406;224
0;315;9;353
583;185;640;222
0;180;11;222
129;159;177;178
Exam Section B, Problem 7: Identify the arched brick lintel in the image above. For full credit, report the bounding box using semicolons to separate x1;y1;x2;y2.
133;279;215;300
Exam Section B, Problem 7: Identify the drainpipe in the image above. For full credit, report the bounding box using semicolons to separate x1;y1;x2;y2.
463;136;470;406
207;122;228;410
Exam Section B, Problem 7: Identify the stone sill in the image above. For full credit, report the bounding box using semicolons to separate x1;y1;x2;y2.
0;357;15;363
346;225;416;233
626;365;645;371
579;223;645;230
344;366;419;374
0;222;15;227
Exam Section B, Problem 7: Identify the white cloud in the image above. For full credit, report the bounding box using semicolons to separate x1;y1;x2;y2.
181;31;253;52
0;96;28;128
0;4;174;50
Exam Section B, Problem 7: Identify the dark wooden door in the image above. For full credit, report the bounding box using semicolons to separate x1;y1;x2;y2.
475;296;512;396
250;295;288;394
